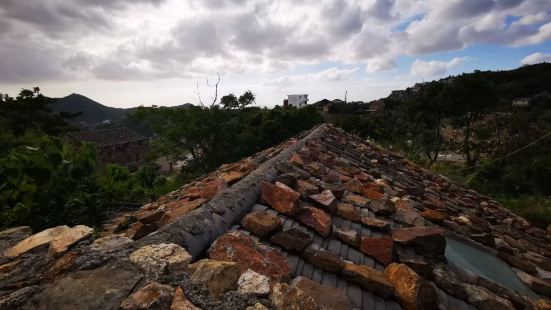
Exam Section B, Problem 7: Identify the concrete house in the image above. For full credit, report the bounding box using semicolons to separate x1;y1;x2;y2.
287;94;309;108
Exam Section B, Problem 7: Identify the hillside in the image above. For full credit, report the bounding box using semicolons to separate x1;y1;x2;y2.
49;93;132;127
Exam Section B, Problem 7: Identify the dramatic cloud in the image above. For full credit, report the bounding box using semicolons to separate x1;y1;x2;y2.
411;57;470;77
0;0;550;106
521;52;551;65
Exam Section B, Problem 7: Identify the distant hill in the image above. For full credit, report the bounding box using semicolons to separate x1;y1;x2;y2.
49;93;194;128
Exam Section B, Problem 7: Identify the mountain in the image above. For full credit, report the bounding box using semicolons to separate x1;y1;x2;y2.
49;94;195;128
49;93;133;127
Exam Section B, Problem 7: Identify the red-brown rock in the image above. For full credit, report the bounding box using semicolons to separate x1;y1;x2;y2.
260;181;300;215
336;203;361;222
341;263;394;298
295;179;319;198
160;198;207;226
290;154;305;167
342;194;370;207
368;199;396;216
291;276;350;310
385;263;439;310
303;247;344;273
297;206;332;237
333;226;361;248
362;184;386;200
241;211;282;238
343;178;363;194
270;228;313;252
420;209;450;224
392;227;446;259
120;282;174;310
360;216;390;231
208;231;291;283
359;237;395;266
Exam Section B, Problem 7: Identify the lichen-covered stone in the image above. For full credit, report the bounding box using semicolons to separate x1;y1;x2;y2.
187;259;240;296
391;227;446;259
333;226;361;248
49;225;94;256
385;263;439;310
238;269;271;296
270;283;317;310
336;202;360;222
369;199;396;216
291;276;349;310
309;190;337;213
360;216;390;231
170;286;201;310
341;194;370;207
130;243;192;279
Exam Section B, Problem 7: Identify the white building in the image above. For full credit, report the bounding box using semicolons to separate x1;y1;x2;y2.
287;94;309;108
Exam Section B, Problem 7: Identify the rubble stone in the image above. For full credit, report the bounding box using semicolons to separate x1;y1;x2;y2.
291;276;350;310
359;237;395;266
241;211;283;238
130;243;192;279
341;263;394;298
260;181;300;215
360;216;390;231
369;199;396;216
393;208;425;227
270;283;317;310
238;269;271;295
303;247;344;273
336;202;361;222
333;226;361;248
187;259;240;296
309;190;337;213
297;206;332;237
170;286;200;310
391;227;446;259
49;225;94;256
295;180;319;198
4;225;70;257
385;263;439;310
208;232;291;283
270;228;313;252
120;282;174;310
342;194;370;207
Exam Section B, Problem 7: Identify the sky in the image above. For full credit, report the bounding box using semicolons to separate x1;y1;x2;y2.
1;0;551;108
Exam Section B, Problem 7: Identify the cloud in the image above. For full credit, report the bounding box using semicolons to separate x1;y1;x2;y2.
263;67;358;88
521;52;551;65
411;57;470;76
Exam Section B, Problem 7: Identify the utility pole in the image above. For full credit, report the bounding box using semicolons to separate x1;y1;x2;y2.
345;90;348;103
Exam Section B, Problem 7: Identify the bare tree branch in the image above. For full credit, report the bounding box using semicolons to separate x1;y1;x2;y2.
195;81;205;108
206;73;221;107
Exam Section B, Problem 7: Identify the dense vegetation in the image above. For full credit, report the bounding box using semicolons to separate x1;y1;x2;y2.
0;88;322;231
331;63;551;227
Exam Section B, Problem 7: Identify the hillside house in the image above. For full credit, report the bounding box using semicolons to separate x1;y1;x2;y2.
287;94;309;108
66;127;148;169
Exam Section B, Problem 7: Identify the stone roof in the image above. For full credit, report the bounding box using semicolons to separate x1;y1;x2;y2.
2;124;551;310
67;127;146;148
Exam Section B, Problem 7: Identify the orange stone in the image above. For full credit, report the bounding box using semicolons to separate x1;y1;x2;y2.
297;206;332;237
260;181;300;215
359;237;395;266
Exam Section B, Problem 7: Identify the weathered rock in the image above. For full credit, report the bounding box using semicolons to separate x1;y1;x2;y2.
220;170;246;185
341;263;394;298
44;251;78;279
274;173;298;188
289;154;306;167
360;216;390;231
343;178;363;194
359;237;395;266
0;285;40;309
393;208;424;227
432;265;515;310
421;209;450;224
4;225;70;257
297;206;332;237
270;283;317;310
89;234;133;253
130;243;192;279
385;263;439;310
295;180;319;198
136;209;165;225
291;276;350;310
208;232;291;283
391;227;446;259
183;178;226;200
33;262;143;310
398;257;433;280
0;226;32;253
170;286;200;310
368;199;396;216
241;211;283;238
245;303;269;310
238;269;271;295
49;225;94;256
120;282;174;310
499;252;538;275
362;185;386;200
516;269;551;298
333;226;361;248
309;190;337;213
336;202;360;222
187;259;240;296
260;181;300;215
303;247;344;273
342;194;370;207
270;228;313;252
537;299;551;310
